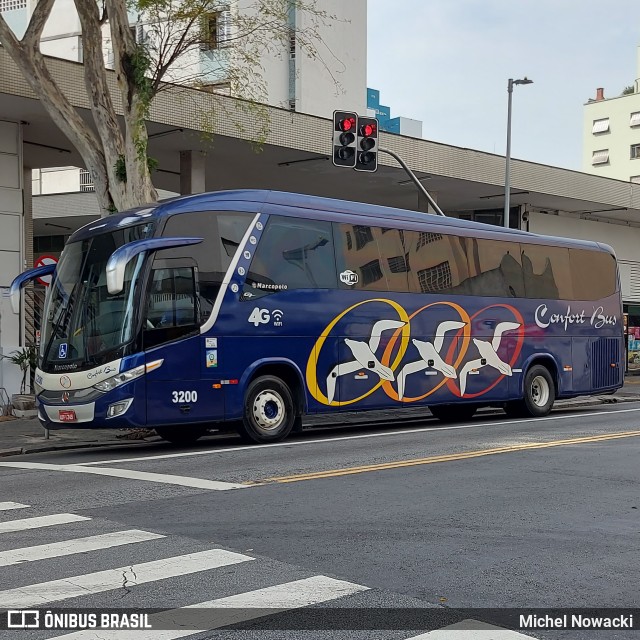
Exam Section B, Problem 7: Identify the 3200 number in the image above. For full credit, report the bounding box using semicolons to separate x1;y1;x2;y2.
171;390;198;403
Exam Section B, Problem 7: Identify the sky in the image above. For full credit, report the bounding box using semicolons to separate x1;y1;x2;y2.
367;0;640;171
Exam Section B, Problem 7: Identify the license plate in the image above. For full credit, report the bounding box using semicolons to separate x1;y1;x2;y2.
58;410;77;422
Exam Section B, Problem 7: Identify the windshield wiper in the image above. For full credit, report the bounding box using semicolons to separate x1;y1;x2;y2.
42;281;81;364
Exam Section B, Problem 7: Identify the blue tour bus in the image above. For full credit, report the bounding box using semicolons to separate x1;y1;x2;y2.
11;190;624;444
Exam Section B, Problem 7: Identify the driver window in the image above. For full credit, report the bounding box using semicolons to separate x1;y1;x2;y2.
144;265;198;348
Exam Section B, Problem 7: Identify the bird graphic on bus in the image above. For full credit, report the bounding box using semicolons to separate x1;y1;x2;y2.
396;320;466;400
458;322;521;396
326;319;407;404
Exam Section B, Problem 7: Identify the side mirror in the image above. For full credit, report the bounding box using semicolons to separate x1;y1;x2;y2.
9;264;56;314
106;237;203;294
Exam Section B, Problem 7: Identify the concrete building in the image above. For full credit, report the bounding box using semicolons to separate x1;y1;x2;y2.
367;87;423;138
582;46;640;181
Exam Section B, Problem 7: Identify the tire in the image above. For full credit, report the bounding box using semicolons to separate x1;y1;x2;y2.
239;375;296;443
155;425;208;445
505;364;555;418
429;403;478;423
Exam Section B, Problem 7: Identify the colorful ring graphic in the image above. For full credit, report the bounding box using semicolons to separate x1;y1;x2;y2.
445;304;525;398
306;298;410;406
381;301;471;403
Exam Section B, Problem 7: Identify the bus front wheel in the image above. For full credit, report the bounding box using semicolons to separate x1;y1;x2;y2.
504;364;555;418
240;375;296;443
429;404;478;422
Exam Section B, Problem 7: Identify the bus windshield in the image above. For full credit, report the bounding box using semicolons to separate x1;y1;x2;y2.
41;223;154;372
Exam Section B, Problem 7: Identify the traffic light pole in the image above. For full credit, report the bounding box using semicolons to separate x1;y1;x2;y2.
379;147;446;217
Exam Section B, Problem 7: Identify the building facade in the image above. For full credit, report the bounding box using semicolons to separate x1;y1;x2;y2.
367;87;423;138
582;47;640;181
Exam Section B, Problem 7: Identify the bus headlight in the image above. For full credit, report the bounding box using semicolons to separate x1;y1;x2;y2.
93;365;145;392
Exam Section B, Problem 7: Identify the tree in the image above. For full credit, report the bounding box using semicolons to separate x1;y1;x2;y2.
0;0;338;216
622;85;635;96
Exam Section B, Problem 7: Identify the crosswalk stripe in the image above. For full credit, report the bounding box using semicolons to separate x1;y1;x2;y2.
0;461;249;491
0;529;165;567
0;513;89;534
0;502;29;511
0;548;254;608
51;575;370;639
406;619;536;638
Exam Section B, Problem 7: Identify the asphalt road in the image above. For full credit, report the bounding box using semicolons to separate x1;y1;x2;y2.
1;403;640;639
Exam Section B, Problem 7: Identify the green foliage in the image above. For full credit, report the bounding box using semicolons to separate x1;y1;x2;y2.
622;85;635;95
115;154;158;183
2;345;38;394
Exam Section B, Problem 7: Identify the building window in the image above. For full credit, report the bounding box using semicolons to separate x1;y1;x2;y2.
631;112;640;127
361;260;383;285
79;169;95;192
417;262;452;293
592;118;610;134
289;30;296;59
353;225;374;250
388;254;410;273
631;144;640;160
416;231;442;249
592;149;609;165
0;0;26;10
201;9;231;51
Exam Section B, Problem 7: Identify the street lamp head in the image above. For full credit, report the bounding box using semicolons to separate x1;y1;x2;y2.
513;77;533;86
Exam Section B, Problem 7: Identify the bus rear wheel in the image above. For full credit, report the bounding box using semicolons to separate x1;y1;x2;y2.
155;425;208;445
429;404;478;423
504;364;555;418
240;375;296;444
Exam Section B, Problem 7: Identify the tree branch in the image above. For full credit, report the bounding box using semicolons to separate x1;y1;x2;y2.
22;0;56;48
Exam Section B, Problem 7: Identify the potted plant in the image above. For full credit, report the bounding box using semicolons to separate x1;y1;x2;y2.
2;345;38;417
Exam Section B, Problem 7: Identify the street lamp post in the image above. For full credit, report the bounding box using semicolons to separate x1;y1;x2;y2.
504;77;533;228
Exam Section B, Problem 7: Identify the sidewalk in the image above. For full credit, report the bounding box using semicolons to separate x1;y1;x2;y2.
2;377;640;458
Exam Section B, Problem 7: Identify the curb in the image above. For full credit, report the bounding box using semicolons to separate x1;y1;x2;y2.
0;448;24;458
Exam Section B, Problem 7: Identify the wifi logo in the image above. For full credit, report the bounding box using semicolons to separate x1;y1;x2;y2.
272;309;284;326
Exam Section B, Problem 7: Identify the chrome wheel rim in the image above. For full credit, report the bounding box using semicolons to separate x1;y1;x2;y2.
530;375;550;407
252;390;285;431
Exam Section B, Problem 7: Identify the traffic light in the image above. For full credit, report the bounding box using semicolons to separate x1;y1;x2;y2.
355;117;378;172
332;110;357;167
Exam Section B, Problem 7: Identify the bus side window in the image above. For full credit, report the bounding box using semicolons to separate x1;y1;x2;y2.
464;239;525;298
334;224;408;292
403;231;469;294
243;216;336;297
521;245;573;300
144;265;199;349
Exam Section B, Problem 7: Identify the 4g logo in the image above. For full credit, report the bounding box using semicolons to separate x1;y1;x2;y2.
248;308;284;327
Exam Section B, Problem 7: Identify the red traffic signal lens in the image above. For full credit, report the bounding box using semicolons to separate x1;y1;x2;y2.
360;123;376;137
339;117;355;132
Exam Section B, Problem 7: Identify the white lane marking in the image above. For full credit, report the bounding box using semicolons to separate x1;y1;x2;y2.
0;548;254;608
0;502;29;511
0;529;165;567
51;575;369;639
0;513;89;534
80;405;640;466
406;618;536;638
0;462;249;491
